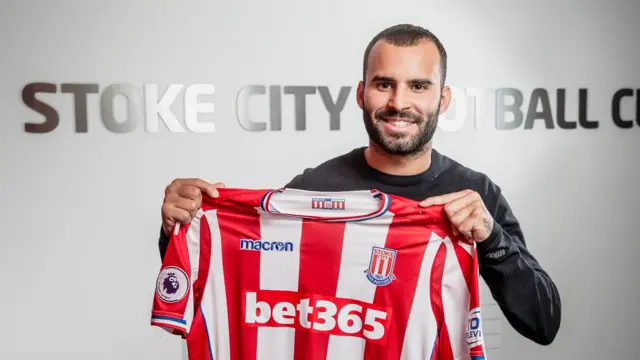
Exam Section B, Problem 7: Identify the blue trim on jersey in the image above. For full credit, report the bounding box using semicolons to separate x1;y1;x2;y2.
259;190;270;212
200;305;215;360
471;357;486;360
259;189;285;213
152;315;187;325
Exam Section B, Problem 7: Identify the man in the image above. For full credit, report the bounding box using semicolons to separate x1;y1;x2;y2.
158;24;561;346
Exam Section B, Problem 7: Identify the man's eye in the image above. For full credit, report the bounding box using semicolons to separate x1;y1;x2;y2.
377;83;392;89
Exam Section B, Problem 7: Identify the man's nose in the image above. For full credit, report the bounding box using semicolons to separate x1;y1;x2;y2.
388;87;410;111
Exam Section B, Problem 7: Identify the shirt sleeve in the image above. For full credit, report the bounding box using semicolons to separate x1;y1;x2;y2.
151;219;202;338
284;173;305;189
477;190;562;345
158;225;170;261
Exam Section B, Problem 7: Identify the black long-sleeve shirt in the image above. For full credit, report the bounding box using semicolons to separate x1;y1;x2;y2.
158;146;561;345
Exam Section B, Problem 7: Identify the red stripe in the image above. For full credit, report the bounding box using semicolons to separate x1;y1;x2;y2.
438;322;454;359
362;220;432;360
193;215;213;311
218;210;262;360
452;241;474;295
187;310;214;360
293;220;346;360
429;243;446;359
469;247;481;310
431;243;457;359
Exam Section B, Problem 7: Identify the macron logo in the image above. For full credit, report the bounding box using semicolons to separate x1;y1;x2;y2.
240;239;294;252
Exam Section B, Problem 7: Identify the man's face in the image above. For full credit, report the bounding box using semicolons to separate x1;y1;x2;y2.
358;39;448;156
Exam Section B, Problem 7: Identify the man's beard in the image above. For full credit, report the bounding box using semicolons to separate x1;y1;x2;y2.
363;102;440;156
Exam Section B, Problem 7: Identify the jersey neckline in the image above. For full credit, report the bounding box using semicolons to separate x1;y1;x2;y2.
259;188;392;222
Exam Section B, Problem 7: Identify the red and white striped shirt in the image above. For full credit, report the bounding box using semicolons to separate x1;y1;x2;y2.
151;188;487;360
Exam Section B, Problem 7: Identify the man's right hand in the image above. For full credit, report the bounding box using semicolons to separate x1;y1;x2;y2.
161;178;225;237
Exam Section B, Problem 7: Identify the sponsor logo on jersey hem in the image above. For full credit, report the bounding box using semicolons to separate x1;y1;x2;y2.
240;239;294;252
364;246;397;286
311;197;346;210
466;308;483;346
156;266;189;303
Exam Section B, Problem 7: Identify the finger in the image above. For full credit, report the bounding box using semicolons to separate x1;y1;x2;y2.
448;202;477;237
458;208;486;240
208;182;226;197
176;185;203;202
165;179;183;197
161;203;192;237
168;194;200;217
213;182;226;189
180;178;217;197
457;216;477;240
448;202;475;228
162;222;174;237
163;206;193;225
419;189;473;207
445;197;482;218
162;218;184;237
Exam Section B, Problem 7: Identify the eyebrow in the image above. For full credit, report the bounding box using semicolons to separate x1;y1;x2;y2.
371;76;433;85
411;78;433;86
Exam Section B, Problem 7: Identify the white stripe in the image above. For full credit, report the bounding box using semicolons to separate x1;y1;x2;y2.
400;232;443;359
152;318;187;330
200;210;231;360
325;213;394;360
184;211;202;332
442;237;471;359
255;212;303;360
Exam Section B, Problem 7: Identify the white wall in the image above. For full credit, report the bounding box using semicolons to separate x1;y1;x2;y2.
1;0;639;359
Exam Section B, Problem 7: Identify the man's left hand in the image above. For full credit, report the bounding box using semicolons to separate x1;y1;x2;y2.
419;189;494;242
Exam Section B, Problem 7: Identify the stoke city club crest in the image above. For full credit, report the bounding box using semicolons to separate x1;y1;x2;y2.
364;246;397;286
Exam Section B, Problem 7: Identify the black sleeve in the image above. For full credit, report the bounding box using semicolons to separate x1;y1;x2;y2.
477;189;562;345
158;226;170;261
284;172;305;189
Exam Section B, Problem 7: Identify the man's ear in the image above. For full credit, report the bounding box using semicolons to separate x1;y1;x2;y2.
438;85;452;114
356;81;365;110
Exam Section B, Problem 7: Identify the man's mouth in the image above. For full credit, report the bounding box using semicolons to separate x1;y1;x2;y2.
382;117;414;128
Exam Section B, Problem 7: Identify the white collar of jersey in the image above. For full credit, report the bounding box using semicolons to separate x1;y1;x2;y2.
258;188;391;222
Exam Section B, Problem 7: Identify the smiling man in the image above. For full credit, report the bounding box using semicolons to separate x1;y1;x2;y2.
158;24;562;348
361;37;442;162
358;32;445;178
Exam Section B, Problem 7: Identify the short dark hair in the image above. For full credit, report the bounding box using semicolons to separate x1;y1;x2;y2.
362;24;448;89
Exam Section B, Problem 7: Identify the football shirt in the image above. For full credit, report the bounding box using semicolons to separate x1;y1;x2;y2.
151;188;487;360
